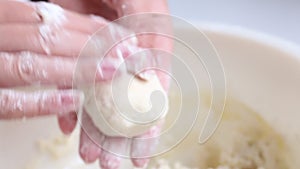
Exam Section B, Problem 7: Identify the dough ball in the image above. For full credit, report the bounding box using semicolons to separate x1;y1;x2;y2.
84;73;168;137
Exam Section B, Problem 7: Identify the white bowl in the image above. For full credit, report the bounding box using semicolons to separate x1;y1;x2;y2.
1;24;299;169
156;23;300;169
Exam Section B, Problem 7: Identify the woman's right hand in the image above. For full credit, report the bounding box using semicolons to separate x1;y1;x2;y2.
49;1;173;169
0;1;108;132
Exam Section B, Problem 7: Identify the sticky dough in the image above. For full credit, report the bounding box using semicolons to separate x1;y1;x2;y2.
84;73;168;137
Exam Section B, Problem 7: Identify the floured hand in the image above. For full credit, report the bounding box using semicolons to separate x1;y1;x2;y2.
48;0;172;168
0;1;112;128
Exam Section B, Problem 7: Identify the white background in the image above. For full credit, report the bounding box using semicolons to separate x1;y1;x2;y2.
169;0;300;45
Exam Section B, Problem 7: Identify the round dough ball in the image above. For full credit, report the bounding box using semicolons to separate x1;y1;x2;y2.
84;73;169;137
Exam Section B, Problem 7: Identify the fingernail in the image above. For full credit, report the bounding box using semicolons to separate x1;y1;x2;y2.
96;62;117;81
80;143;101;163
100;155;121;169
133;158;149;168
59;90;84;114
58;111;77;135
137;70;157;81
116;43;139;59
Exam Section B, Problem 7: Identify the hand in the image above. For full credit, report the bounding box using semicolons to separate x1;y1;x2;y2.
50;0;172;169
0;1;108;127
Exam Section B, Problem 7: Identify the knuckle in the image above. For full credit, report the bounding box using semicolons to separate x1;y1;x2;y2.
0;91;10;115
37;91;62;115
34;2;65;55
37;92;53;115
0;90;20;117
15;53;36;84
36;92;45;115
38;25;58;55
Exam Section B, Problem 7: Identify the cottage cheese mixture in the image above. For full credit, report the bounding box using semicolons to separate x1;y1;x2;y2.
148;98;289;169
26;96;290;169
84;71;168;137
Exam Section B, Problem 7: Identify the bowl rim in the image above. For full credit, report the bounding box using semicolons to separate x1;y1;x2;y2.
176;22;300;61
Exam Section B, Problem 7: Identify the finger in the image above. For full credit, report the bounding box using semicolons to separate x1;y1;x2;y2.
0;52;75;88
103;0;172;91
0;1;42;24
32;1;108;34
0;24;89;57
131;125;162;168
63;10;108;34
0;52;121;88
99;150;121;169
79;127;102;163
57;111;77;135
58;86;78;135
100;137;130;169
71;39;140;87
0;1;108;34
0;89;83;119
50;0;118;21
79;111;103;163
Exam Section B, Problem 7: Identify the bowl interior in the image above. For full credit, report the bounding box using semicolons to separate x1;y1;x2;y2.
0;24;300;169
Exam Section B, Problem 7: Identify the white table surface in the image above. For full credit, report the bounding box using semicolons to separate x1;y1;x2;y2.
169;0;300;45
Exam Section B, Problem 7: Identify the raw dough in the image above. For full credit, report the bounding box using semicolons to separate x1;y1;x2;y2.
84;72;168;137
